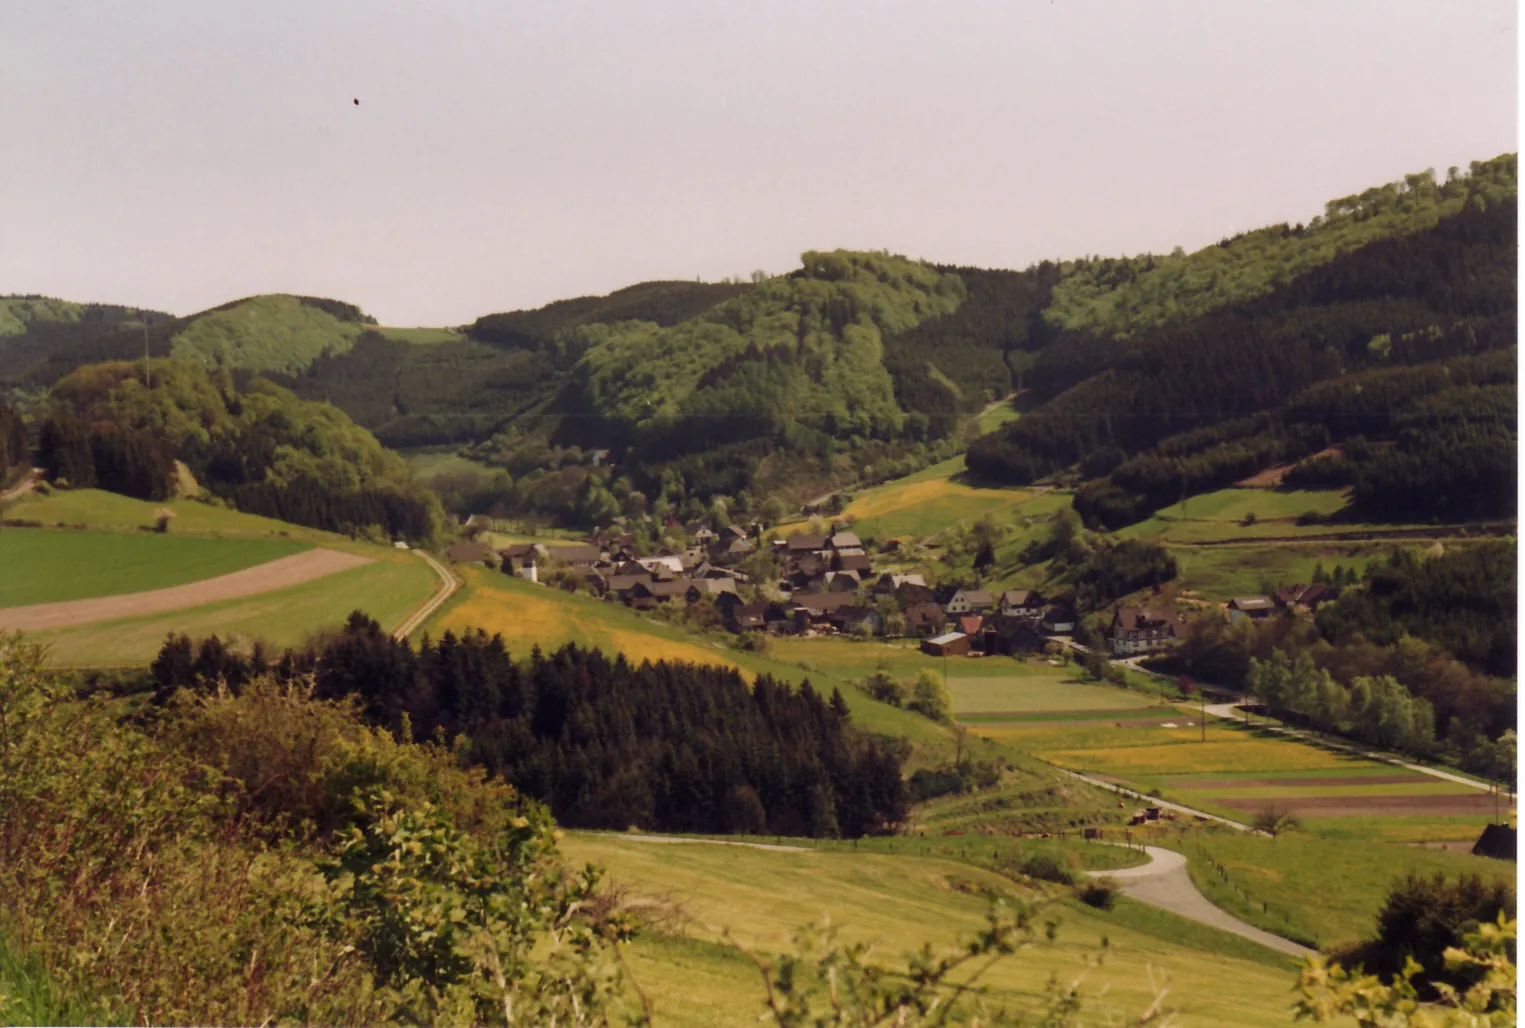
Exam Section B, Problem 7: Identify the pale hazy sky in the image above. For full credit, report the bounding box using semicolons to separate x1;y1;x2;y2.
2;1;1517;326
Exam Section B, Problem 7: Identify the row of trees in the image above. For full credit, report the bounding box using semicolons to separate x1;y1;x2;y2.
0;398;27;470
150;614;908;838
1248;651;1439;756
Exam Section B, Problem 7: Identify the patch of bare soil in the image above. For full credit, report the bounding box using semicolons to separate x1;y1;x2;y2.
1235;447;1344;488
0;548;373;631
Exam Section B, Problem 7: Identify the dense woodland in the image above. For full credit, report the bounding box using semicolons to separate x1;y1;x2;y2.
974;185;1517;529
38;359;443;541
0;155;1515;528
0;399;26;471
149;615;908;838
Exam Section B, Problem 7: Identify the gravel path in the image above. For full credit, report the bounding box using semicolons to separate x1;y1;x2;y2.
0;547;373;631
1089;846;1313;959
392;549;459;640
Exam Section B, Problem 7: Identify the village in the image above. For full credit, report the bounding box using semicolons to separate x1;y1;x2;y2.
445;519;1335;663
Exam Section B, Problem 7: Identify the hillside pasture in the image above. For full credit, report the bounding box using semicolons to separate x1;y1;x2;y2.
27;555;436;666
1177;828;1515;951
372;326;461;344
833;457;1055;540
3;488;343;542
561;833;1300;1026
0;530;308;607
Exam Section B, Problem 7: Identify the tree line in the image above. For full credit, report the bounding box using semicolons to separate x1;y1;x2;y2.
149;614;909;838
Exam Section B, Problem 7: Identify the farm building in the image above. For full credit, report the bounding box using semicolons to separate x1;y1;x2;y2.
1000;589;1045;617
1471;823;1516;862
921;632;971;657
1274;583;1332;611
1040;604;1077;634
940;588;994;615
1226;596;1276;622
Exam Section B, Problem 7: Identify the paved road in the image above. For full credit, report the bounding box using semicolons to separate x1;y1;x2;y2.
1048;765;1257;833
392;549;460;640
1089;846;1313;959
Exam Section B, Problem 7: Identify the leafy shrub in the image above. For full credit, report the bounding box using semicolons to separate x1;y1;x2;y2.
1076;879;1118;910
1017;852;1076;886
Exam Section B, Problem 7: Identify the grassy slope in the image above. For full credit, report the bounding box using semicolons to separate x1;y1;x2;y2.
3;488;345;543
426;569;960;761
169;294;362;374
0;530;309;607
831;457;1055;540
29;556;437;667
1176;831;1514;951
562;834;1300;1027
372;326;460;344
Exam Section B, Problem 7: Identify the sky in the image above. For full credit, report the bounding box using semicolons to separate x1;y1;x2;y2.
1;0;1517;326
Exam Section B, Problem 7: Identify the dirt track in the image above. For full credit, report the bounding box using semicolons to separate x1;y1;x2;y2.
0;548;374;632
1216;793;1512;818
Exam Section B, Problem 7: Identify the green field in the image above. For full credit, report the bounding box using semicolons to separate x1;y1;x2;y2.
373;326;461;344
403;449;500;481
1175;830;1514;950
3;488;345;542
947;671;1155;715
829;457;1058;541
1156;488;1351;523
28;556;436;666
974;397;1022;435
561;834;1301;1026
0;530;308;607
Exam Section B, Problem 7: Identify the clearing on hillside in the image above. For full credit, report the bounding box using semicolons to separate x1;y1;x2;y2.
3;488;344;541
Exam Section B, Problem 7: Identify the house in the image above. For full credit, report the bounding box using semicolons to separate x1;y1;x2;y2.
714;537;754;563
1040;603;1077;634
904;602;948;638
824;570;861;592
982;614;1048;656
1226;596;1276;623
1000;589;1045;618
1274;584;1332;611
629;580;690;607
784;533;827;554
691;525;719;545
791;592;859;630
921;632;971;657
729;604;768;632
685;578;739;604
550;543;602;567
445;541;497;565
1108;606;1183;655
957;614;985;638
497;543;543;583
829;531;862;551
941;588;995;615
833;552;873;574
873;572;925;594
606;573;651;600
637;555;685;576
896;581;937;610
829;606;878;636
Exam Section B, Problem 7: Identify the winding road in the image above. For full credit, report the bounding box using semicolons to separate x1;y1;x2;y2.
391;549;460;640
1089;846;1313;959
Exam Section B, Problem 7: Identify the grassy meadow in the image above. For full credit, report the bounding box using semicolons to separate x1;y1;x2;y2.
822;457;1061;541
0;530;309;607
28;555;437;667
1173;829;1514;951
561;833;1302;1026
3;488;347;543
373;326;461;344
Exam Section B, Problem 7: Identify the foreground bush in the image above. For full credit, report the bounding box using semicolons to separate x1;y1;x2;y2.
0;635;631;1025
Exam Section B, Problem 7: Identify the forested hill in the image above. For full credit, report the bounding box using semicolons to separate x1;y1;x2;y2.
3;153;1515;522
969;166;1518;529
39;358;445;541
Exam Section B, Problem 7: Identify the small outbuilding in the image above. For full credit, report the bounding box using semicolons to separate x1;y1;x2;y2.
921;632;971;657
